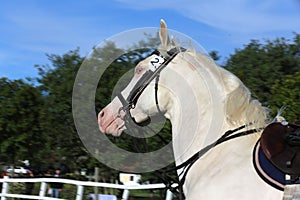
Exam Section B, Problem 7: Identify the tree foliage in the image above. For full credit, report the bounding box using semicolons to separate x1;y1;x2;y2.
35;49;90;171
0;78;42;166
269;71;300;121
225;33;300;119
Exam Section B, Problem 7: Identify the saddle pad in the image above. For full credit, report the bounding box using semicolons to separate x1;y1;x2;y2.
253;140;286;191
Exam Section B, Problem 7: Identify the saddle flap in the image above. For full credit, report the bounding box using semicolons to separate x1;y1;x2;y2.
260;120;300;175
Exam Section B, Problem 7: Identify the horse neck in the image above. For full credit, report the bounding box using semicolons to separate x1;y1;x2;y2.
161;53;231;165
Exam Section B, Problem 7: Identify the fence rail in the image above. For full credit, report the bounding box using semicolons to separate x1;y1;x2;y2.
0;176;174;200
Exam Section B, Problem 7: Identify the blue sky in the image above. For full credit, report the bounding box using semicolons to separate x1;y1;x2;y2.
0;0;299;80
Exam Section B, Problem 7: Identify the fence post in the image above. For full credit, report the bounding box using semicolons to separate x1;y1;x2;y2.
39;181;47;198
165;189;173;200
1;176;9;200
76;185;84;200
121;189;129;200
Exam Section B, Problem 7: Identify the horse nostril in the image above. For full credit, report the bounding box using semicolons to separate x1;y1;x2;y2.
99;110;105;119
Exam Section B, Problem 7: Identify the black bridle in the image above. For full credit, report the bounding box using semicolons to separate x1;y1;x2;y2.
116;47;262;199
117;47;185;125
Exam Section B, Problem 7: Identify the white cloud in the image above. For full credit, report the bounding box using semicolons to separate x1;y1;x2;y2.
116;0;300;34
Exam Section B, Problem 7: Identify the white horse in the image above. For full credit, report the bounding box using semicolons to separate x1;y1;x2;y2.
98;20;284;199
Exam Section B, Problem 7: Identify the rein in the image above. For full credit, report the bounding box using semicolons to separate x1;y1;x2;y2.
158;124;262;199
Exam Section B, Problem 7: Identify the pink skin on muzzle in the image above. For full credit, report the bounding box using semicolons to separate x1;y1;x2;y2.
98;101;126;136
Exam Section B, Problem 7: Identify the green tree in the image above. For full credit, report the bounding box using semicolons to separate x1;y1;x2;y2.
33;39;161;174
269;71;300;121
225;33;300;119
0;78;42;166
35;49;87;171
209;50;221;61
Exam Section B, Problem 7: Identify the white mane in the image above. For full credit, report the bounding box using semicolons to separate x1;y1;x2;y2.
196;51;269;129
160;42;269;131
223;72;268;128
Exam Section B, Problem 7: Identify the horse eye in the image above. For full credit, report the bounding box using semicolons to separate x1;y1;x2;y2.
135;66;144;75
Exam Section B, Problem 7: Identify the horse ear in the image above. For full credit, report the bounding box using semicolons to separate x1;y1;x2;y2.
159;19;168;47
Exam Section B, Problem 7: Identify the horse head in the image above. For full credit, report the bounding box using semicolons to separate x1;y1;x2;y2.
98;20;174;136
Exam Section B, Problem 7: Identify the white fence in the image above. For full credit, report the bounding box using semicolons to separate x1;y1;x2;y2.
0;176;174;200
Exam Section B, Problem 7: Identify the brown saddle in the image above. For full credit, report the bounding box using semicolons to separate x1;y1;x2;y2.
260;120;300;175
